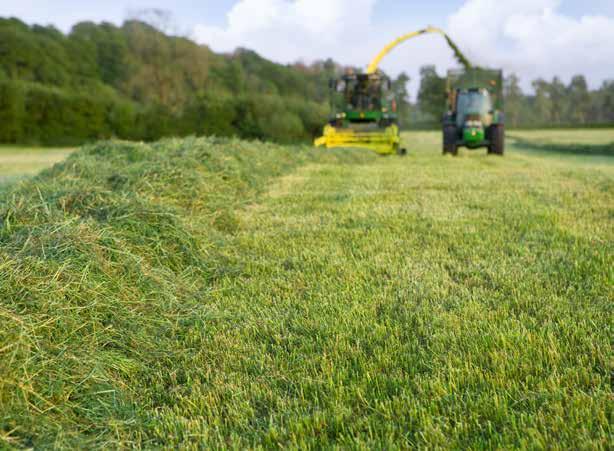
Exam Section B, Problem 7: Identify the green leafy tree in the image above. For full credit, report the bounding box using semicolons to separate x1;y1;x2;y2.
504;74;524;128
0;81;25;142
531;79;553;126
391;72;412;128
598;81;614;122
70;22;129;86
548;77;568;125
417;66;446;121
567;75;590;124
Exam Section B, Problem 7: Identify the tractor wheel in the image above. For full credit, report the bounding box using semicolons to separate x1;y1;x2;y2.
488;124;505;155
443;125;458;156
397;146;407;156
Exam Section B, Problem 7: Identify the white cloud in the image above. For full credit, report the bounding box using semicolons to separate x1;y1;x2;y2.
191;0;614;90
192;0;377;62
447;0;614;87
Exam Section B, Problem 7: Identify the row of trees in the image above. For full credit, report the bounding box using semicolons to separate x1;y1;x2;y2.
505;75;614;128
0;79;329;145
0;17;337;145
0;16;611;145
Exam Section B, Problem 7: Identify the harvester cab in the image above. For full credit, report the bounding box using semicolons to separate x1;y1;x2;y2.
443;68;505;155
314;72;403;155
336;73;390;122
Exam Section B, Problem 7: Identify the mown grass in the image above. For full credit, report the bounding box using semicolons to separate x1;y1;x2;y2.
509;129;614;158
0;146;74;189
509;129;614;145
1;131;612;448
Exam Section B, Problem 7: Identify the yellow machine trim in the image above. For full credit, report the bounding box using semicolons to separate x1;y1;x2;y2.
367;26;450;75
314;124;400;155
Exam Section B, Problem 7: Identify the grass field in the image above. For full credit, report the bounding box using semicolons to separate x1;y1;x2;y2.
509;129;614;160
0;146;74;188
0;131;612;448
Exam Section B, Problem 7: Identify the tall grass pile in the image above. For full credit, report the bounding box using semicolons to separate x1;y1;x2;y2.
0;138;372;447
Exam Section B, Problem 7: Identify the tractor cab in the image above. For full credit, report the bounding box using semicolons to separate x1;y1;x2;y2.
455;88;493;148
456;88;493;128
344;74;382;113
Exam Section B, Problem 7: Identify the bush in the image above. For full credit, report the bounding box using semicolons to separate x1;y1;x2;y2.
0;81;144;145
0;80;327;146
0;81;25;142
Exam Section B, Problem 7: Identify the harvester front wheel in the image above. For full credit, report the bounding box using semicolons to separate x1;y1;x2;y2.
488;124;505;155
443;125;458;156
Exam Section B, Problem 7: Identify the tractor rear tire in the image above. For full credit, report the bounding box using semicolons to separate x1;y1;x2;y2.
443;125;458;156
488;124;505;155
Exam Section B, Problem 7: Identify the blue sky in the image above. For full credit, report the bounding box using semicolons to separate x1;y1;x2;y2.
2;0;614;92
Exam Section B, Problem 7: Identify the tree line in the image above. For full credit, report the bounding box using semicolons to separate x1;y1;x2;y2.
0;17;339;145
0;17;611;146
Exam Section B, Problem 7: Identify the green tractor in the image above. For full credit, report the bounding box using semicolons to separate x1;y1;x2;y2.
443;68;505;156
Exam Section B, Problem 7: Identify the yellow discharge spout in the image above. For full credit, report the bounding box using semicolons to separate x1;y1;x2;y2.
366;26;472;75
